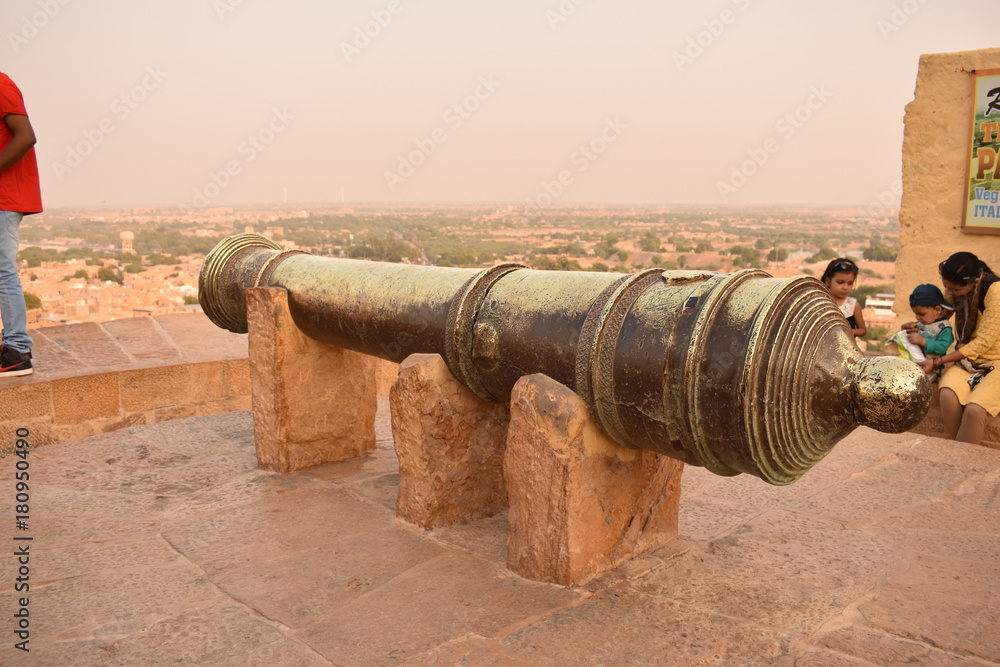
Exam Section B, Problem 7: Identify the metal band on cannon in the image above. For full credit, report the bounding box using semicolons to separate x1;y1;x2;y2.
199;233;931;485
443;262;525;402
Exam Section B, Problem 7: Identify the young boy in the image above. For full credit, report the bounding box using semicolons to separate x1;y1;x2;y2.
888;284;954;376
0;71;42;376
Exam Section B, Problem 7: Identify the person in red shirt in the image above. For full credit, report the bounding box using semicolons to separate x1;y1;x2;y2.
0;72;42;376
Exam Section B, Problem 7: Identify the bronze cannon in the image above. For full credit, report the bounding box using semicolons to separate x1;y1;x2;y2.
199;233;931;485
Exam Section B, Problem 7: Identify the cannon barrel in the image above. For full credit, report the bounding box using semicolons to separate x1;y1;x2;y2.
199;233;931;485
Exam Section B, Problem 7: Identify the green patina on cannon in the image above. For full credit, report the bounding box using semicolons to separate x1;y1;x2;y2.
199;233;931;485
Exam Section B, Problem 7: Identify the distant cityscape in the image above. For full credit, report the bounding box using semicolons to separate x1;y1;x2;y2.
17;203;900;344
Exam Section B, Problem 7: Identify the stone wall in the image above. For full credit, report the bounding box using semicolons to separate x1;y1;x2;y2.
0;359;251;453
895;48;1000;326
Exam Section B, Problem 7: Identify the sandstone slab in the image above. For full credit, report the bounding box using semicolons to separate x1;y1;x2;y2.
390;353;509;527
504;373;683;586
247;286;377;472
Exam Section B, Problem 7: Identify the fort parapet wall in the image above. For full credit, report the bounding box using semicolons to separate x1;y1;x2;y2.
0;314;252;451
0;312;399;453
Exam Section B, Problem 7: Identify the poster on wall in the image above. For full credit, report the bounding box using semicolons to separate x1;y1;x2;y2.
963;68;1000;234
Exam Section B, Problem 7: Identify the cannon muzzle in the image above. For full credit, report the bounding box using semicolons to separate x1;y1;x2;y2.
199;233;931;485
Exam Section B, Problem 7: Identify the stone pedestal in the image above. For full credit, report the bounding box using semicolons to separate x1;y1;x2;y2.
504;374;683;586
390;354;510;528
246;287;377;472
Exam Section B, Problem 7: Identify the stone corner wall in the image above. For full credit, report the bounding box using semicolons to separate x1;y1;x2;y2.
896;47;1000;327
0;358;251;452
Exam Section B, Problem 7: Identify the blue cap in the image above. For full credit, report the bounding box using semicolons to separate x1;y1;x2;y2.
909;284;954;310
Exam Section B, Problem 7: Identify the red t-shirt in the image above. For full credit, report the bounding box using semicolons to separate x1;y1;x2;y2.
0;73;42;214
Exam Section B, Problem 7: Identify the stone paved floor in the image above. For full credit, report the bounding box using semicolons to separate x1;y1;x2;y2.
1;400;998;665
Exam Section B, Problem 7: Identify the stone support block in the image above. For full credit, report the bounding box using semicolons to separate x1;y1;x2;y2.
504;374;683;586
390;354;510;528
247;287;377;473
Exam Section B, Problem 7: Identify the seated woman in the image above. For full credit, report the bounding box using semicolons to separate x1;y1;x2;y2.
919;252;999;444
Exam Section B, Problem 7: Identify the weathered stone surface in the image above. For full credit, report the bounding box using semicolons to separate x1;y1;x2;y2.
51;372;121;424
816;626;970;666
154;396;251;423
183;359;223;400
34;321;132;369
247;286;377;472
504;373;683;586
0;382;50;422
375;358;399;397
636;509;896;633
300;552;579;664
501;586;798;665
120;364;191;412
103;316;182;364
390;353;509;527
221;357;251;396
154;311;249;362
0;417;53;452
860;553;1000;658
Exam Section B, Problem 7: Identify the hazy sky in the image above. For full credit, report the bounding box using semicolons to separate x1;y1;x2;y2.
2;0;996;210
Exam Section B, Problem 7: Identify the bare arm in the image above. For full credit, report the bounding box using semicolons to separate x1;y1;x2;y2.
919;348;964;374
0;113;36;174
852;300;867;338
